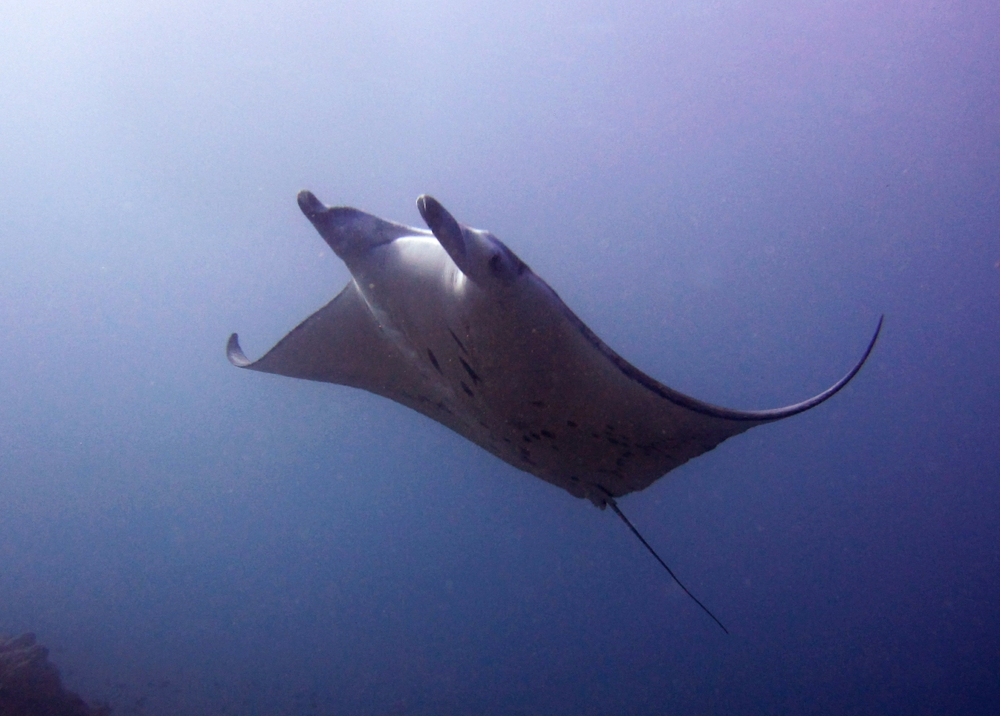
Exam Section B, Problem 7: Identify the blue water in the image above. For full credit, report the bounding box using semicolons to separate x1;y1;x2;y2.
2;2;998;714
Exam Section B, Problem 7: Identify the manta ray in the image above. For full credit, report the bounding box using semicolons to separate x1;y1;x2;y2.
228;191;881;631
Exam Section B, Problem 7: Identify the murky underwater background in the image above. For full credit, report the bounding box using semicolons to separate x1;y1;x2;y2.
1;1;998;714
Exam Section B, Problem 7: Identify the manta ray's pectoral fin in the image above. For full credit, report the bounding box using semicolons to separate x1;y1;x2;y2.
226;280;423;399
729;314;885;421
642;314;885;424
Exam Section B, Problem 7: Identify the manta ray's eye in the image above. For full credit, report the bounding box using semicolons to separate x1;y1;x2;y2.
489;253;503;273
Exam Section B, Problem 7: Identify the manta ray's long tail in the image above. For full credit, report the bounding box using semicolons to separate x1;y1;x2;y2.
606;496;729;634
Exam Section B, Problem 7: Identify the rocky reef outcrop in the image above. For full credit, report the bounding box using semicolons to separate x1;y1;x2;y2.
0;633;109;716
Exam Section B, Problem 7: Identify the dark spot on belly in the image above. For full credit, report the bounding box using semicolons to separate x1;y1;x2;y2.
540;429;555;439
426;349;442;374
530;400;546;408
519;447;535;465
460;381;474;397
570;475;580;482
566;420;578;428
607;437;620;445
530;432;541;440
459;357;481;384
522;435;532;443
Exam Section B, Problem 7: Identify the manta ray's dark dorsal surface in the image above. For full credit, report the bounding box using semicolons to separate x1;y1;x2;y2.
230;192;881;507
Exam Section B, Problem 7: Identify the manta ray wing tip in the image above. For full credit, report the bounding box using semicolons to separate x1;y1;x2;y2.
758;313;884;419
226;333;253;368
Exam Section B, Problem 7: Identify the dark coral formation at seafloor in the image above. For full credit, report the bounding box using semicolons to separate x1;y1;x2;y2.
0;633;110;716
